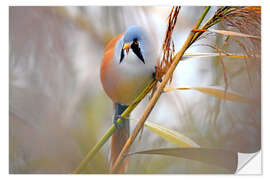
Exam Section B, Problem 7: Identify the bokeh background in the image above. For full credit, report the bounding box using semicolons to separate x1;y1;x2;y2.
9;6;261;173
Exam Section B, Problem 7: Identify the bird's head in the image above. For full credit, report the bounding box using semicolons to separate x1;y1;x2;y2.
116;26;153;64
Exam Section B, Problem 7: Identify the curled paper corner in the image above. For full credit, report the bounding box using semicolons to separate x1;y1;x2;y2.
236;151;262;174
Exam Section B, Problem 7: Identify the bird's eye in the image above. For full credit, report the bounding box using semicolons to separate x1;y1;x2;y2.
133;41;138;46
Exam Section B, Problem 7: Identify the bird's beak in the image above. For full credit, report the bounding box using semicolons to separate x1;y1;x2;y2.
123;43;131;54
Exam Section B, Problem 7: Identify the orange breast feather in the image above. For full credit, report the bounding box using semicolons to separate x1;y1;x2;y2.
100;33;123;102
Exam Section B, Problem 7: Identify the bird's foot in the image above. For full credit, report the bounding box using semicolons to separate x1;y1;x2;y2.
152;72;156;80
114;115;127;129
152;66;157;80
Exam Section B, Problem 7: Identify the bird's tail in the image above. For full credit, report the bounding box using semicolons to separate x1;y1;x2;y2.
110;103;129;173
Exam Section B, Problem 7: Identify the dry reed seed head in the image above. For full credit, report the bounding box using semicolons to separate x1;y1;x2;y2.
187;7;234;48
192;6;260;58
156;6;180;82
223;6;261;60
223;7;261;36
204;6;261;88
202;7;241;29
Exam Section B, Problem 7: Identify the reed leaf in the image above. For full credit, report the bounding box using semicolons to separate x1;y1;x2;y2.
133;119;200;148
182;52;256;60
164;86;254;104
129;148;238;173
207;29;261;40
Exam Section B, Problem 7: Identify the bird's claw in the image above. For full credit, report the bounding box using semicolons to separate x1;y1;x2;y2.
114;115;127;129
152;72;156;80
152;66;157;80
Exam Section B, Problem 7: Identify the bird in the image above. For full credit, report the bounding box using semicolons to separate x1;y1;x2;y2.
100;26;157;173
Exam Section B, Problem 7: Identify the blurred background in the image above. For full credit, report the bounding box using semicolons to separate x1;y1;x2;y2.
9;6;261;173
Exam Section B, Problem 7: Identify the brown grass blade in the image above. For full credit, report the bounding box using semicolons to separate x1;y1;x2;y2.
164;86;254;104
129;148;238;173
141;120;200;148
182;52;255;60
207;29;261;40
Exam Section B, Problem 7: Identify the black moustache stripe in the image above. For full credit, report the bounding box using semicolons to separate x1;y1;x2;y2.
120;48;124;63
131;42;145;64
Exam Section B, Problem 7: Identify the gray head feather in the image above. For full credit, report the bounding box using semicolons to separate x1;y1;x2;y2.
115;26;154;64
